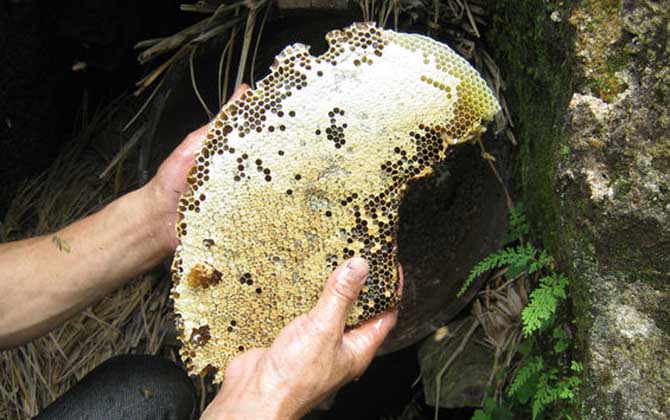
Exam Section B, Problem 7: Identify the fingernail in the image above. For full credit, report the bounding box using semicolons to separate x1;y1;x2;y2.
343;258;368;285
373;318;384;331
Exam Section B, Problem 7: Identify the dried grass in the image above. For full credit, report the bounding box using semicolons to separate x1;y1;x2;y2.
0;97;172;419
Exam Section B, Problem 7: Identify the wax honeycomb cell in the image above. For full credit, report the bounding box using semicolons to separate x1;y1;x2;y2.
172;22;500;382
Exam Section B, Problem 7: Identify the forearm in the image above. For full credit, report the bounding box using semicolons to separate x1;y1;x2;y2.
0;185;172;349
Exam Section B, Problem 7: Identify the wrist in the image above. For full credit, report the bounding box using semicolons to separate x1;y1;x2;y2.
204;392;289;420
136;181;179;257
204;375;300;420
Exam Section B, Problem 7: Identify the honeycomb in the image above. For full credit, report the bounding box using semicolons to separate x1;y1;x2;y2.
172;22;500;382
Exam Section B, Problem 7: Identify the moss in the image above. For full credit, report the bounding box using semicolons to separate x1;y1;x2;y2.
488;0;575;255
488;1;589;416
570;0;629;102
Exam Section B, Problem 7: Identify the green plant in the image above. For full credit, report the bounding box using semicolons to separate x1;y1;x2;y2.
521;273;567;337
507;346;582;419
458;201;552;298
460;203;581;419
505;201;529;243
457;243;551;297
472;397;514;420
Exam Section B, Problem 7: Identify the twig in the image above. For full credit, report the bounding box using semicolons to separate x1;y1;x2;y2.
477;139;514;213
99;126;146;179
380;0;394;28
135;44;190;95
434;317;480;420
463;0;481;37
222;7;241;103
193;17;245;43
190;45;214;119
138;19;209;64
180;3;219;13
209;0;249;20
234;4;259;90
217;29;236;107
134;38;164;49
250;1;272;89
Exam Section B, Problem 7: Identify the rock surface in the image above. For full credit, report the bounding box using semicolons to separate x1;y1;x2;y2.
562;1;670;413
419;317;493;408
491;0;670;417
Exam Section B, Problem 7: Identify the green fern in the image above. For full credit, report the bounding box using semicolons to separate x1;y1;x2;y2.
458;202;553;298
530;369;581;419
552;327;569;353
528;249;552;274
461;204;581;420
505;202;529;242
531;370;559;419
508;356;544;398
471;398;513;420
506;359;581;420
521;274;568;337
458;243;541;297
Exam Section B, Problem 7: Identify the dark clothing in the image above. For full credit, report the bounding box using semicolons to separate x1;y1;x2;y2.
35;355;197;420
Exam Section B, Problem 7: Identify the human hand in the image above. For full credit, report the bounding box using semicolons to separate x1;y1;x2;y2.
142;84;249;254
201;257;402;420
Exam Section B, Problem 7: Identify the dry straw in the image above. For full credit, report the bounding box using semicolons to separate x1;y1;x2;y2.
0;1;512;417
0;95;174;418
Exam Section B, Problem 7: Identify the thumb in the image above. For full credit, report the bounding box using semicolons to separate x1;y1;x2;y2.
308;257;369;334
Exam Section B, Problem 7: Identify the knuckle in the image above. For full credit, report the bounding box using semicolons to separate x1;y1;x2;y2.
352;331;375;355
224;348;262;379
184;131;201;145
330;274;360;303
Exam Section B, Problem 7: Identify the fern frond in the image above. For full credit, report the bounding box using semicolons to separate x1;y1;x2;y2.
505;202;529;242
508;356;543;397
522;274;568;336
531;371;581;419
528;249;551;273
458;243;538;297
571;361;583;372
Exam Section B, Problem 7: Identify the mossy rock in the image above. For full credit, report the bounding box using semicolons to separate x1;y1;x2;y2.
488;0;670;417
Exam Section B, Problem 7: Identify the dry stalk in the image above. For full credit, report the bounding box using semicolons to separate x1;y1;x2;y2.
433;317;480;420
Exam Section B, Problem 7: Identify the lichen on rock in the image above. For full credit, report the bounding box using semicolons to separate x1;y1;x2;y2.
491;0;670;417
170;22;499;382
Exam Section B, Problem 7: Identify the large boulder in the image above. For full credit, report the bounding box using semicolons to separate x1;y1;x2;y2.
489;0;670;417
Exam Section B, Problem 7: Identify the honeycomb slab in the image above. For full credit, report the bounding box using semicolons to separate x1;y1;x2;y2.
172;22;500;382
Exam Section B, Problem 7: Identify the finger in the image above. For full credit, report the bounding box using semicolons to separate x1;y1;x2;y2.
170;84;252;168
228;83;250;103
341;309;398;378
307;257;369;334
182;83;251;148
180;125;209;155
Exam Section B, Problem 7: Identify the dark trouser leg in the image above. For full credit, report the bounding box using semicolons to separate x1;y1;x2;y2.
35;355;197;420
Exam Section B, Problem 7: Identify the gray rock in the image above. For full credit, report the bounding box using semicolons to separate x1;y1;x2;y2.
419;317;494;409
489;0;670;417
